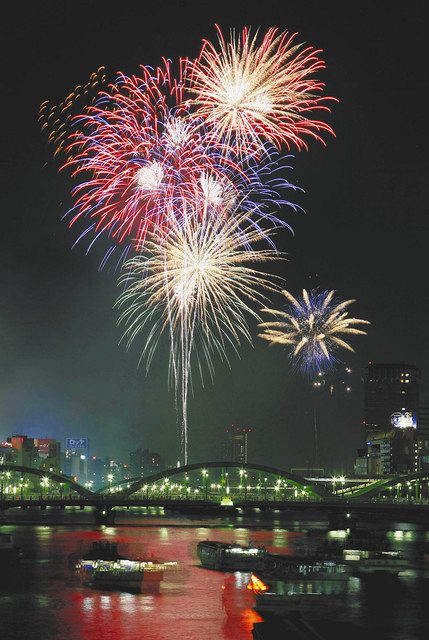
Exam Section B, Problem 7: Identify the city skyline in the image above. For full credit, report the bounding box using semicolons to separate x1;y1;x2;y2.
1;2;427;470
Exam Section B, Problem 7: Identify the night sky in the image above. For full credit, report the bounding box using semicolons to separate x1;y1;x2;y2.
1;1;427;472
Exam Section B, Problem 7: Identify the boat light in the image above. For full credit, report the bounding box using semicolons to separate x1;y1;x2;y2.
247;574;269;593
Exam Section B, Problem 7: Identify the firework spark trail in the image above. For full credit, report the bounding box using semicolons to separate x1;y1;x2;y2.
185;25;337;155
259;289;369;376
116;204;282;464
39;66;108;161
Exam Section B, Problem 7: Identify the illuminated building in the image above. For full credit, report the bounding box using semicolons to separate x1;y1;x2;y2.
415;398;429;471
7;435;37;467
418;402;429;437
35;438;61;473
222;425;251;464
363;363;420;474
0;441;13;465
63;437;89;483
354;450;369;476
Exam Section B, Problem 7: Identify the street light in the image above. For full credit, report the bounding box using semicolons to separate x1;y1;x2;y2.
239;469;245;495
40;476;50;499
202;469;208;500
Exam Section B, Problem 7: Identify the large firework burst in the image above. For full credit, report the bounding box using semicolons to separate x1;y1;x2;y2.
186;25;336;154
116;204;281;463
259;289;369;375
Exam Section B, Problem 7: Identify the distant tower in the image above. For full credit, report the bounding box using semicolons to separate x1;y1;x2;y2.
222;425;252;463
364;363;420;474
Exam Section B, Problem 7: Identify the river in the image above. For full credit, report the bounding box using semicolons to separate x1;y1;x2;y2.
1;508;429;639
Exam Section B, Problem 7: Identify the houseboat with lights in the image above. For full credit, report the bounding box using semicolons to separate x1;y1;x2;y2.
247;572;348;615
77;541;178;592
260;553;351;581
197;541;351;579
342;548;409;576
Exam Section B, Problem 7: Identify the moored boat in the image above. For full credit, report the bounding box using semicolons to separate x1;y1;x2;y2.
77;541;178;592
197;540;266;571
260;553;351;581
342;548;409;576
247;572;348;615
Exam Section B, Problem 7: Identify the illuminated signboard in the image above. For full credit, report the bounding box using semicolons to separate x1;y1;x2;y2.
390;411;417;429
66;437;88;451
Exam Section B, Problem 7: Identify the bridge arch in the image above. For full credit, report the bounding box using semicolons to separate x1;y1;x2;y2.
0;464;94;498
100;461;329;499
346;472;429;500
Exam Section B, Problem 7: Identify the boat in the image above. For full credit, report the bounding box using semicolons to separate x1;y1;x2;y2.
260;553;351;581
342;548;410;576
77;541;178;592
197;541;350;580
247;572;348;615
197;540;266;571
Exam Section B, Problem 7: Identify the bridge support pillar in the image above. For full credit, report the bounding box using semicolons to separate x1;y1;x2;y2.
94;507;115;525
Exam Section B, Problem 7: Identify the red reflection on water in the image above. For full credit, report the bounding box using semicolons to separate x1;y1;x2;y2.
11;522;298;640
221;574;263;640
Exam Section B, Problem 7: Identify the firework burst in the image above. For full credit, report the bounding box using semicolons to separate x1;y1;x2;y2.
62;60;249;250
41;25;339;462
259;289;369;375
186;25;336;154
116;204;282;463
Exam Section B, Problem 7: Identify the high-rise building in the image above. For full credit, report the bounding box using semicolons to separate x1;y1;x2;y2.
365;363;420;435
415;395;429;472
222;425;251;464
363;363;421;474
63;437;90;483
417;401;429;439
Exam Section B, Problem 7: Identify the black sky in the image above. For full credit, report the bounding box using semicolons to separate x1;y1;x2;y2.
1;1;428;471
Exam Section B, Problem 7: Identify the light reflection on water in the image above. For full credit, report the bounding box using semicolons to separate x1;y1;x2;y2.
0;511;429;639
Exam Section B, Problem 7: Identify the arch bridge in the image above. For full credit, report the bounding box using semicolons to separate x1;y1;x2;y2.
0;464;94;499
340;471;429;502
99;461;330;501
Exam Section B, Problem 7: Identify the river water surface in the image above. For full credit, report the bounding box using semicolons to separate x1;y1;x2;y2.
1;508;429;639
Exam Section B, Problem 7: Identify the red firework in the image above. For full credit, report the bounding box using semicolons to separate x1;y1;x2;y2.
64;59;241;247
